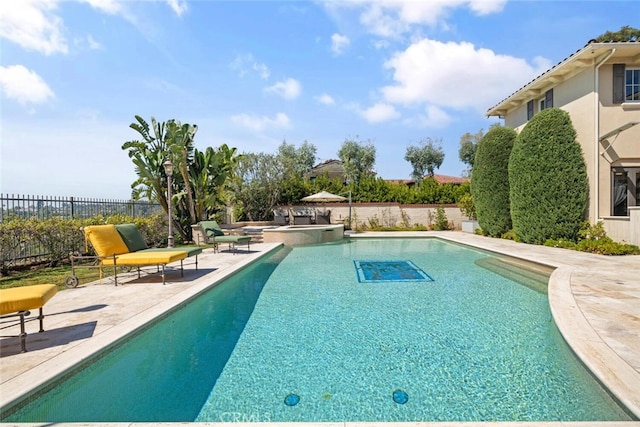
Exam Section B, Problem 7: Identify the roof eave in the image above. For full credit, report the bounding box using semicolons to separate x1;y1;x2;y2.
486;42;633;117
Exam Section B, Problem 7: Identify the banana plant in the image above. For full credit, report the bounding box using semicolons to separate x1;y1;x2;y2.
122;116;169;211
123;115;240;242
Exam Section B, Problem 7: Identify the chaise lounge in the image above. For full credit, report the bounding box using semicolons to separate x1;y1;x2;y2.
197;220;251;254
83;224;201;285
0;284;58;352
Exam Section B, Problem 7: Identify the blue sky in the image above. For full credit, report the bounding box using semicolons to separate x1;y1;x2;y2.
0;0;635;199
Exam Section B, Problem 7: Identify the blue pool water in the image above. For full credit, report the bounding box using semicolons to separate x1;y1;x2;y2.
2;238;632;422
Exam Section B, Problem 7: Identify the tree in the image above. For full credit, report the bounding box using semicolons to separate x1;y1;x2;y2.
166;121;198;226
123;115;239;241
277;140;317;176
404;137;445;182
231;153;286;221
471;126;517;236
122;116;170;211
189;144;240;221
508;108;588;244
458;129;484;176
594;26;640;42
338;138;376;184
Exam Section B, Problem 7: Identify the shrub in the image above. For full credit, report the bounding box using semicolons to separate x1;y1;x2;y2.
25;217;85;268
575;238;640;255
457;193;476;220
508;108;588;244
545;221;640;255
471;126;517;236
432;207;450;230
0;218;30;276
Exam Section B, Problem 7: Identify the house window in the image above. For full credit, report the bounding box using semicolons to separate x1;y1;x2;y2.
538;98;546;111
538;89;553;113
626;68;640;101
612;167;640;216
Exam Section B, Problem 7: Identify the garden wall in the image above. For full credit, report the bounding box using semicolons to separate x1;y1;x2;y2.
285;203;464;230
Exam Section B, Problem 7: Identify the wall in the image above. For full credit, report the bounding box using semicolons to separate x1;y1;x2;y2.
597;62;640;218
287;203;464;230
605;207;640;246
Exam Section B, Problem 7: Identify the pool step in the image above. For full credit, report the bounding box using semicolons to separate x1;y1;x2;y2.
474;256;552;294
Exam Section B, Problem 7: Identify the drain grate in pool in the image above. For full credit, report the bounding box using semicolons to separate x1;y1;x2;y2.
354;260;434;283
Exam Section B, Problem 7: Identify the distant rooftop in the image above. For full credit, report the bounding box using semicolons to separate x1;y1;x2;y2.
388;174;470;185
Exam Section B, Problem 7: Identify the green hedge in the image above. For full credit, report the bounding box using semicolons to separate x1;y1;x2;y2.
0;214;169;275
508;108;588;244
471;126;517;236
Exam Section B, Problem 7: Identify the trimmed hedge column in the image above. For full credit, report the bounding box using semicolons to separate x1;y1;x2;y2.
471;126;517;237
508;108;588;244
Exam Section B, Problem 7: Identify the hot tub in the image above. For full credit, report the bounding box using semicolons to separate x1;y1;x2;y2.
262;224;344;246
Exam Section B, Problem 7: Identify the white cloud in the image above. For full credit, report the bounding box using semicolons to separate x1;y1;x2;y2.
165;0;188;16
327;0;507;38
230;53;270;80
231;112;291;132
316;93;335;105
84;34;102;50
331;33;350;55
359;102;400;123
0;64;54;106
80;0;122;15
413;105;453;128
467;0;507;15
359;3;409;38
372;39;390;50
264;78;301;100
73;34;101;50
0;0;68;55
253;63;270;80
381;38;548;112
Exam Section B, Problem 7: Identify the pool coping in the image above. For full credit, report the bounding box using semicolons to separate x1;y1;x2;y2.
1;232;639;426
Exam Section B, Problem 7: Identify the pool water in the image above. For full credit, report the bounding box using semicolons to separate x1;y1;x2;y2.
3;238;632;422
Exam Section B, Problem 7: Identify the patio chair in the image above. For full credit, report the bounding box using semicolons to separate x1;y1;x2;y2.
0;284;58;352
83;225;190;285
272;209;289;226
316;210;331;224
197;220;251;254
114;224;202;269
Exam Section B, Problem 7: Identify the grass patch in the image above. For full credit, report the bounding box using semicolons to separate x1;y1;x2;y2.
0;263;128;291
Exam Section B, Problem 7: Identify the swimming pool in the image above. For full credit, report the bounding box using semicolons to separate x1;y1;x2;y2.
1;238;632;422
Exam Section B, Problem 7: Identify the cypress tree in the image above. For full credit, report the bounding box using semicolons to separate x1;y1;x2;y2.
471;126;517;236
508;108;588;244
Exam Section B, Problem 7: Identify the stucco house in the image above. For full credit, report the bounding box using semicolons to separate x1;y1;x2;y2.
487;40;640;245
307;159;346;183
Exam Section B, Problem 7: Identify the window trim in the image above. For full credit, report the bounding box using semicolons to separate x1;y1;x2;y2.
625;67;640;102
611;166;640;216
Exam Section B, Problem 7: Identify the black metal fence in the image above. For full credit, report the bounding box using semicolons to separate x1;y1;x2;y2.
1;194;161;221
0;194;162;269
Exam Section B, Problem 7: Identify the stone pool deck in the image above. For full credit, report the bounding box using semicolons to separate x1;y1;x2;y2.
0;231;638;426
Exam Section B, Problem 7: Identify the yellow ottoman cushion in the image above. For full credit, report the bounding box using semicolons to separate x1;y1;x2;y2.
0;284;58;315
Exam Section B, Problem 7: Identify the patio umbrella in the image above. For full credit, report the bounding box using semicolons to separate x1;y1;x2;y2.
301;191;351;227
301;191;347;203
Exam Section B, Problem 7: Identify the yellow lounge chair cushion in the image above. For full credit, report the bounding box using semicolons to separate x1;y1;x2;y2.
0;284;58;315
107;251;187;266
84;224;130;257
